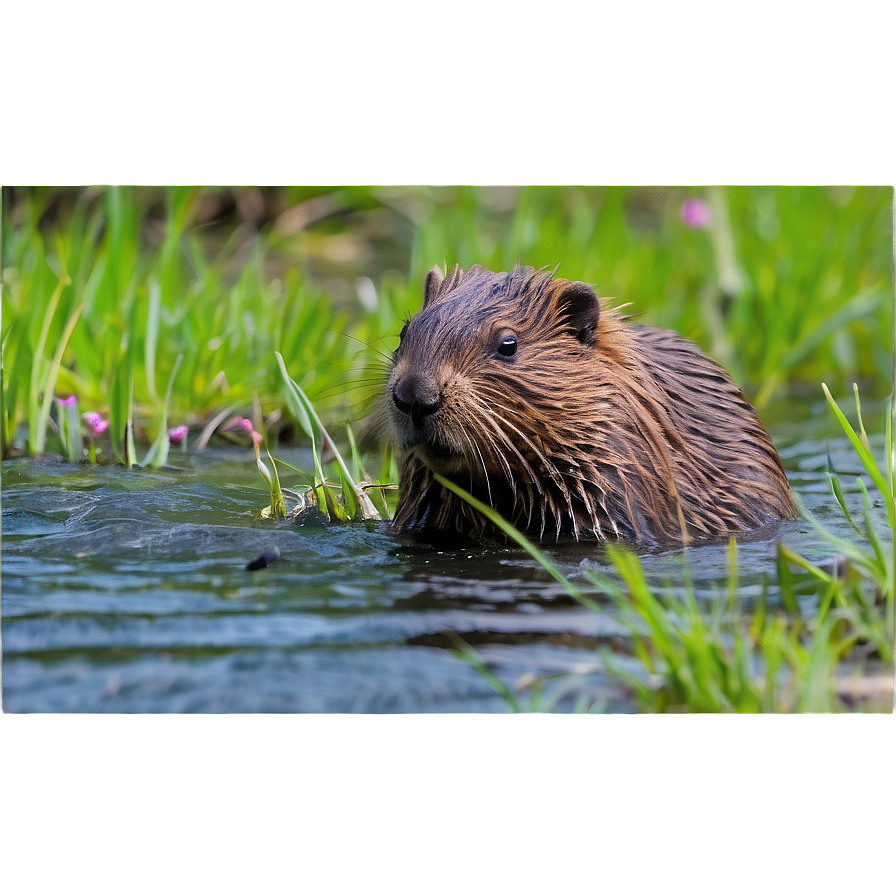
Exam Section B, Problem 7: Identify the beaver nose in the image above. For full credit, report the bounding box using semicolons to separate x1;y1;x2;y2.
392;376;441;427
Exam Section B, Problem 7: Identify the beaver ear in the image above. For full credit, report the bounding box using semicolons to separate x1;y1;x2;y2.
423;264;469;306
423;266;445;307
557;282;600;346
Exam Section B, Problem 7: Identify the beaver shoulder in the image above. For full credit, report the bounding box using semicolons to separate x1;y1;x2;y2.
374;262;797;544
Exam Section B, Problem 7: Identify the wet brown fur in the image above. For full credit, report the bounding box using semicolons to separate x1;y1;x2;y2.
369;263;798;545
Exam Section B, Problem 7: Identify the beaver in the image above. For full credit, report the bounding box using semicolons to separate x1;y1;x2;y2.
370;263;798;545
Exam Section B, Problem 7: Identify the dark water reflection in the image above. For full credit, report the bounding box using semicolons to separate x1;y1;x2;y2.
2;395;891;712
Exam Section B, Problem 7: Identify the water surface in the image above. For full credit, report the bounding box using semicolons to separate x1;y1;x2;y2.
2;396;891;712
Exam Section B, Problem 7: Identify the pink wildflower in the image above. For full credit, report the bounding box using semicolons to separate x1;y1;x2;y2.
82;412;109;435
56;395;77;407
224;416;256;435
168;425;188;444
680;198;712;229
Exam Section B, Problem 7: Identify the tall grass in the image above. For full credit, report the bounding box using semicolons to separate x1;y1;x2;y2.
2;186;892;461
2;187;367;460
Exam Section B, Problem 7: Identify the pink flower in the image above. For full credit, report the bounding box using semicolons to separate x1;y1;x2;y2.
224;416;255;435
82;412;109;435
168;425;188;444
55;395;77;407
680;198;712;229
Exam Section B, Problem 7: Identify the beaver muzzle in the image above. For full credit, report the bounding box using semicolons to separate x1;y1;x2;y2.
392;373;442;429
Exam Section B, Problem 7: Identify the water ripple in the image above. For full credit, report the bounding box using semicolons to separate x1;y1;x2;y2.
2;422;889;712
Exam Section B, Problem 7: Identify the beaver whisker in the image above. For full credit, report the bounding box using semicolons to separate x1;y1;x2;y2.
483;414;545;534
338;332;396;364
471;402;541;491
478;399;562;484
491;411;578;538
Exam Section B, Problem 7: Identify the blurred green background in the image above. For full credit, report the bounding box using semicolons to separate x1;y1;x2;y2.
2;185;893;461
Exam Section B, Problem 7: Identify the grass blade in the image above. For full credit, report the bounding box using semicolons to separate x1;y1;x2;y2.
28;272;71;453
446;633;522;712
34;298;85;454
141;353;183;468
274;351;380;521
145;280;162;403
822;383;893;528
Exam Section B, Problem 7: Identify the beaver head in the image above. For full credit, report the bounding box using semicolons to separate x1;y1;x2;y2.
388;263;599;472
378;263;797;544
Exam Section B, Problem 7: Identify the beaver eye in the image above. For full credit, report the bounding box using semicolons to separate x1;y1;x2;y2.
496;333;518;358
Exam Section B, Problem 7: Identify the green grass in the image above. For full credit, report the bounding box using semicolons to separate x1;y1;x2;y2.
2;187;372;460
273;352;386;523
2;185;893;460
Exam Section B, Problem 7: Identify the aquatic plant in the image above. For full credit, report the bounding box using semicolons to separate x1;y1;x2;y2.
83;411;109;463
270;352;384;523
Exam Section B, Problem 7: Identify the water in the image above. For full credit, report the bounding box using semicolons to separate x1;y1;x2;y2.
2;396;891;712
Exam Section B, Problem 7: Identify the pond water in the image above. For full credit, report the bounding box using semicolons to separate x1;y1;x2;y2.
1;395;891;712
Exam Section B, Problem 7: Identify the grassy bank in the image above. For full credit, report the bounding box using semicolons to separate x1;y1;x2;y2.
2;185;893;461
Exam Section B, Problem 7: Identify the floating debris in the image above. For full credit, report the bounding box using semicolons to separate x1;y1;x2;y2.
245;546;281;571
